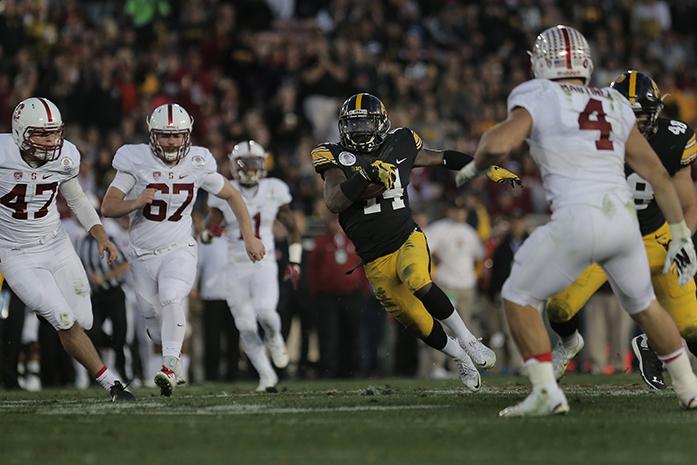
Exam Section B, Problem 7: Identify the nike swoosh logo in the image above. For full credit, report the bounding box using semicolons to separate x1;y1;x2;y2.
178;174;188;179
42;174;52;179
396;158;407;164
177;324;184;327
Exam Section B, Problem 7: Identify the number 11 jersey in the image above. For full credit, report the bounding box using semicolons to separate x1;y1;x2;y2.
111;144;223;252
508;79;637;212
311;128;422;262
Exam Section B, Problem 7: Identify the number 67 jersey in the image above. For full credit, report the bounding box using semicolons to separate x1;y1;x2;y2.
111;144;223;253
508;79;637;212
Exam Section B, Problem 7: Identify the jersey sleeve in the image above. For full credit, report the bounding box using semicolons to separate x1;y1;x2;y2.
311;144;340;175
681;130;697;166
507;79;548;120
109;171;137;194
201;172;226;194
60;141;81;179
406;129;423;150
270;178;292;206
112;146;134;174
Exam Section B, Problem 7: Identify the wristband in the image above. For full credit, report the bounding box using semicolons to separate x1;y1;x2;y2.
288;243;302;264
443;150;474;170
339;173;370;202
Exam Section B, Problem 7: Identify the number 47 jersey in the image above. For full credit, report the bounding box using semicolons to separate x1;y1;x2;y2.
0;134;80;248
111;144;223;253
508;79;637;212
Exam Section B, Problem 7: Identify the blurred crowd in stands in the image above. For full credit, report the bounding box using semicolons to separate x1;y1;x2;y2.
1;0;696;388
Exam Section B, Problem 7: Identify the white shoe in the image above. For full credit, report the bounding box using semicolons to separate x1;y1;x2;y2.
174;358;187;386
265;333;289;369
454;354;481;392
672;373;697;409
460;338;496;369
24;374;42;392
552;332;584;380
154;367;177;397
499;384;569;417
256;371;279;393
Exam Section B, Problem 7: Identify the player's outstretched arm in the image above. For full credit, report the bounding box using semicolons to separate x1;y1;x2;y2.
214;181;265;262
277;204;303;289
455;108;531;186
672;166;697;232
323;167;357;213
626;124;697;284
415;148;522;187
101;186;155;218
60;177;118;263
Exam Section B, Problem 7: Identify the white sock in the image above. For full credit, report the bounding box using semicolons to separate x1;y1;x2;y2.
163;355;178;372
441;311;476;345
95;366;119;391
239;330;275;379
161;302;186;360
662;349;697;390
562;331;580;348
441;336;469;360
525;359;556;388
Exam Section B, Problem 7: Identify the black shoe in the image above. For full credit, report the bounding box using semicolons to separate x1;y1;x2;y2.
110;381;136;402
631;334;666;390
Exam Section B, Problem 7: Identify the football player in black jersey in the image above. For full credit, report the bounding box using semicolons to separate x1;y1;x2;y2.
311;93;522;391
546;71;697;389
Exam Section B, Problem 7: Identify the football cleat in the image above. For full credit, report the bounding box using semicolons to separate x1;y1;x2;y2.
460;338;496;369
154;366;177;397
499;385;569;417
454;354;481;392
175;358;187;386
256;371;279;393
631;334;666;390
265;333;289;369
110;380;135;402
552;332;584;380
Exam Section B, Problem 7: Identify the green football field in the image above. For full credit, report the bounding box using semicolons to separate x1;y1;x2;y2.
1;375;696;465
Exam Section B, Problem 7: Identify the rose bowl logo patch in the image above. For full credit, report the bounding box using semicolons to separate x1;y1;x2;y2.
338;151;356;166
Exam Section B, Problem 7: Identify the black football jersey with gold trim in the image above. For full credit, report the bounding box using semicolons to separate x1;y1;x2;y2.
311;128;423;262
626;117;697;236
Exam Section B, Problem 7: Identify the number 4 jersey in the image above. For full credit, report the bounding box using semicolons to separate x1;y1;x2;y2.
628;117;697;235
508;79;637;212
110;144;224;253
0;134;80;248
311;128;422;262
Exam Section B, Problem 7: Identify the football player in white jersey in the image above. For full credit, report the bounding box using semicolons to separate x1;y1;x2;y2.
101;104;265;396
202;140;301;391
456;25;697;416
0;97;133;401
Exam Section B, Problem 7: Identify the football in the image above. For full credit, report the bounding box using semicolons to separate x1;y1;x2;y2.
360;182;386;199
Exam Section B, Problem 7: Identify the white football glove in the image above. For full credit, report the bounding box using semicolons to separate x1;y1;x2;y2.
663;221;697;287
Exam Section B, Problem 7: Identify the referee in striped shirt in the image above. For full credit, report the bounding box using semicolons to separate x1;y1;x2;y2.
77;231;129;379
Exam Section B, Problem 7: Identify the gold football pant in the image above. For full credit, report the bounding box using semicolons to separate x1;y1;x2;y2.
547;222;697;342
364;230;434;337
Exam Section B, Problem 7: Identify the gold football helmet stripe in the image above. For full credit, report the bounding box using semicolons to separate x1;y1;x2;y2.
355;93;363;110
628;70;638;103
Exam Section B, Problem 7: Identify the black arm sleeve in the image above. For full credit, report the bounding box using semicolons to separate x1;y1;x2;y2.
340;173;371;202
443;150;474;170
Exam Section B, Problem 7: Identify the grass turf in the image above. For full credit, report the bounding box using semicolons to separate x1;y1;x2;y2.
1;374;696;465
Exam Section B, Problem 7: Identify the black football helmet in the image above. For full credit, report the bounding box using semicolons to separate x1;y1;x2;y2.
610;70;664;136
338;93;390;153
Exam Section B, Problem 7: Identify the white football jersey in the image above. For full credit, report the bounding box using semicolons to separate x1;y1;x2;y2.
0;134;80;247
208;178;292;263
111;144;223;252
508;79;636;211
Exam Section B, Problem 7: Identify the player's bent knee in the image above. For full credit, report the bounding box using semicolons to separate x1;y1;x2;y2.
546;298;576;323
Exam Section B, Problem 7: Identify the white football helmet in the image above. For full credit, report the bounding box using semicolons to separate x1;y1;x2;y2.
11;97;64;161
229;140;267;186
530;25;593;85
147;103;193;162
